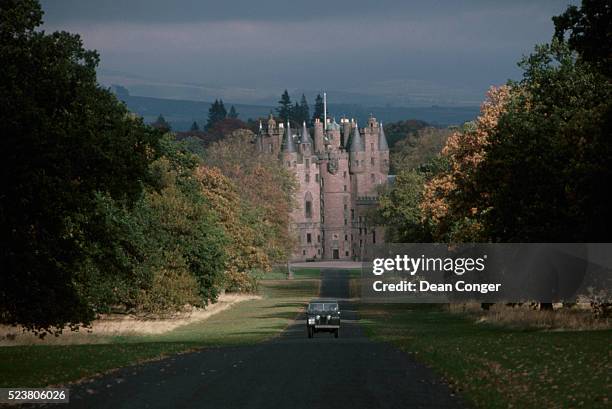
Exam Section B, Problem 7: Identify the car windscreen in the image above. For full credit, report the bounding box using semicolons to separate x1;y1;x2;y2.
308;303;338;312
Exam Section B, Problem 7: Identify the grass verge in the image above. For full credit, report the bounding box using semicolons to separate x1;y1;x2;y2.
0;279;319;388
359;303;611;409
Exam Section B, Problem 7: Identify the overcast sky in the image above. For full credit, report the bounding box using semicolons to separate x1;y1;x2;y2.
39;0;576;106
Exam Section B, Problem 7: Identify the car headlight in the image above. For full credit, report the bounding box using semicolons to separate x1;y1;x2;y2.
316;315;320;320
327;315;331;320
308;318;315;324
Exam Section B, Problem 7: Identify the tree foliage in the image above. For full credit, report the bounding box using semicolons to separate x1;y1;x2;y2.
204;130;297;262
311;93;324;125
477;42;611;241
206;99;227;130
0;0;229;332
553;0;612;77
420;86;511;242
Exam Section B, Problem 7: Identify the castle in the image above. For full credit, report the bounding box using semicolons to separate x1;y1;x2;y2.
256;104;390;261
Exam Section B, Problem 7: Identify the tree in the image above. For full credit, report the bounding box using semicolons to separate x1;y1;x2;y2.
298;94;310;125
311;93;324;125
190;121;200;131
204;130;297;262
420;86;512;242
378;170;431;242
276;89;292;123
228;105;238;119
477;41;612;242
152;114;171;132
195;166;269;292
206;99;227;130
553;0;612;77
0;0;162;331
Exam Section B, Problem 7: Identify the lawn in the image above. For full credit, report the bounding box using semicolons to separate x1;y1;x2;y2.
263;266;362;280
359;304;611;409
0;279;319;388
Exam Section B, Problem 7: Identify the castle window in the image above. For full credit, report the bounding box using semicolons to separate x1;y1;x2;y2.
317;234;320;243
305;174;310;183
345;251;349;257
344;204;347;210
315;174;319;182
344;234;348;241
344;219;347;226
305;158;310;167
372;230;376;244
343;171;347;178
371;173;375;182
305;201;312;218
371;143;374;151
343;185;347;192
307;233;312;243
371;157;375;165
303;250;306;255
318;249;321;255
305;191;313;219
351;209;354;220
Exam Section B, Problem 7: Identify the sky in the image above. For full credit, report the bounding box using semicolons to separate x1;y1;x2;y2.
39;0;576;107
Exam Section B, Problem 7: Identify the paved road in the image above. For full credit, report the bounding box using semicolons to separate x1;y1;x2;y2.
51;270;466;409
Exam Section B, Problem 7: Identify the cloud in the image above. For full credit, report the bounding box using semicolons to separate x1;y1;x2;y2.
39;0;576;105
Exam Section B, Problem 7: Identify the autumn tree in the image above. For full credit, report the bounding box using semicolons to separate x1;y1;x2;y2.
204;129;297;262
195;166;269;292
420;86;512;242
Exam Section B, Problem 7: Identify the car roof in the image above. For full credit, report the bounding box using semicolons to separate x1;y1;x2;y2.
309;299;339;304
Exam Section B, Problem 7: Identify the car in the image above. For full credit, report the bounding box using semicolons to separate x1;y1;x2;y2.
306;300;341;338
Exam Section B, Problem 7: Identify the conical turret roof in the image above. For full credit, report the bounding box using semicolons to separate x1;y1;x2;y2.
301;121;312;144
378;121;389;151
349;122;364;152
283;121;296;153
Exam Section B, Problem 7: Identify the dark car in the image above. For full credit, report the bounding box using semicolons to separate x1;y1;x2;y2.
306;300;340;338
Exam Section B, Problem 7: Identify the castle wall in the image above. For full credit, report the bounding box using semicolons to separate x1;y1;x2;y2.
290;149;322;260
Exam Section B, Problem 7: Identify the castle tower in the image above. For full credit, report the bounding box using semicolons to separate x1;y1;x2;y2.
349;122;365;174
378;121;390;174
313;118;325;154
282;121;297;166
300;121;312;156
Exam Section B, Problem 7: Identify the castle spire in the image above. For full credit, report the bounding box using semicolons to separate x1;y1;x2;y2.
283;121;296;153
349;122;364;152
301;121;312;144
378;121;389;151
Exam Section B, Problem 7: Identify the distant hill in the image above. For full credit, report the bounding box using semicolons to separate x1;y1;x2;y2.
111;87;479;131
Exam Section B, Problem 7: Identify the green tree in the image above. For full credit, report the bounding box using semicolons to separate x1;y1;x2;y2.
311;93;324;125
477;41;612;241
152;114;171;132
553;0;612;77
206;99;227;130
0;0;162;331
378;170;432;242
228;105;239;119
276;89;292;123
190;121;200;131
298;94;310;124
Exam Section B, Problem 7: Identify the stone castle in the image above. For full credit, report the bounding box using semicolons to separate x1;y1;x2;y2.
256;109;390;261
